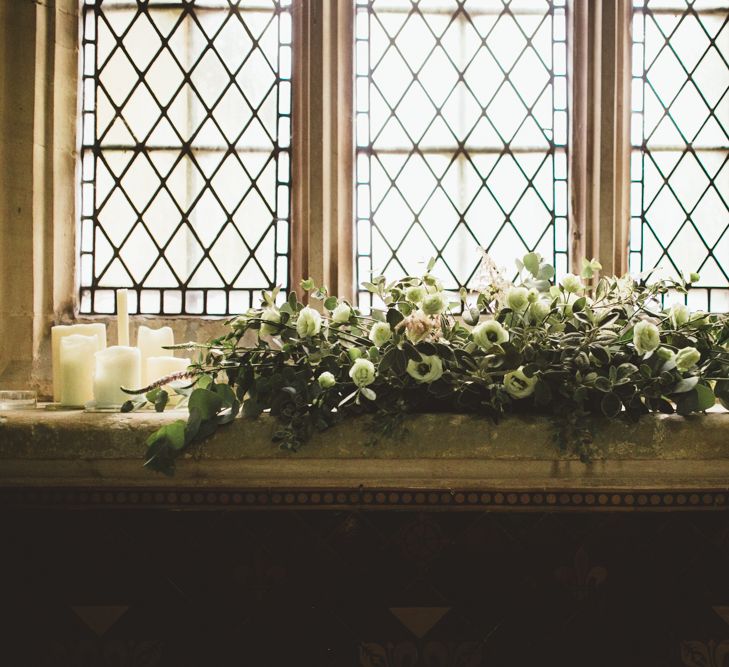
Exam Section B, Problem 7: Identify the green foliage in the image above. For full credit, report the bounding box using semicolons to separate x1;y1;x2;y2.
135;252;729;475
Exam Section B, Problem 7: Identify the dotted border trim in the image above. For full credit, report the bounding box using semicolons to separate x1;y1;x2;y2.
1;488;729;511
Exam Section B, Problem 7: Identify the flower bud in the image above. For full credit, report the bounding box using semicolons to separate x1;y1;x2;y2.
259;308;282;336
232;308;256;330
348;347;362;362
669;303;690;328
318;371;336;388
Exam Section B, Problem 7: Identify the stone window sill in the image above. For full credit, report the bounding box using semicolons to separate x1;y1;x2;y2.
1;408;728;511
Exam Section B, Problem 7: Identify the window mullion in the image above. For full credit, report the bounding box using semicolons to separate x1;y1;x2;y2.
291;1;354;301
570;0;632;276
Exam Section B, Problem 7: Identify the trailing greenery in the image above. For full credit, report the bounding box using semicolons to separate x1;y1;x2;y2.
128;253;729;475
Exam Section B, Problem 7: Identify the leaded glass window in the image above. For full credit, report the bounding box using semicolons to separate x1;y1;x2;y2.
79;0;292;315
630;0;729;311
354;0;568;307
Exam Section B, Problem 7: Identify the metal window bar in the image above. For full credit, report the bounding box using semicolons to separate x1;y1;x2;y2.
79;0;292;315
355;0;569;309
630;0;729;312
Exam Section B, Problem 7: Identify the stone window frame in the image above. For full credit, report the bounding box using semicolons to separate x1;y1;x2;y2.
0;0;632;397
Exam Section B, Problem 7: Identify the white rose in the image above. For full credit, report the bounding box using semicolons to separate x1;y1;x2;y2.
530;300;551;323
669;303;690;328
633;320;660;355
405;285;426;304
561;273;583;293
675;346;701;372
506;287;529;311
349;358;376;387
259;308;281;336
369;321;392;348
402;310;432;344
331;302;352;324
503;367;538;399
296;306;322;338
422;292;448;316
318;371;336;388
472;320;509;351
690;311;709;326
406;354;444;384
655;347;675;362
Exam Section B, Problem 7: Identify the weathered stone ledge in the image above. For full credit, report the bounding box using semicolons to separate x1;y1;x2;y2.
1;406;728;461
0;408;728;500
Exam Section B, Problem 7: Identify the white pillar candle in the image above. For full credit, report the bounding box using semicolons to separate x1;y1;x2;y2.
117;289;129;347
137;325;174;384
51;323;107;402
93;346;141;408
147;356;191;388
59;335;97;407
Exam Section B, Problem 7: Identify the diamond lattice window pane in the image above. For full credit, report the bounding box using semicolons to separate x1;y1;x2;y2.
355;0;568;308
631;0;729;311
80;0;292;315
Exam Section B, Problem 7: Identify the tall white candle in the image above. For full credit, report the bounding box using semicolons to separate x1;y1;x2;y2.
51;323;107;402
137;325;174;385
147;356;191;387
93;346;141;407
59;335;97;407
117;289;129;347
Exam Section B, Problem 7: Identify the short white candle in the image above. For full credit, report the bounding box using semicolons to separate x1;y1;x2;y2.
117;289;129;347
51;323;106;402
137;326;175;384
59;335;97;407
93;346;141;407
147;356;191;388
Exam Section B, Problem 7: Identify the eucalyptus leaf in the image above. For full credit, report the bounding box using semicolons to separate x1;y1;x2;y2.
672;376;699;394
601;393;622;418
189;388;224;420
154;389;169;413
387;308;404;328
402;342;421;362
695;383;716;411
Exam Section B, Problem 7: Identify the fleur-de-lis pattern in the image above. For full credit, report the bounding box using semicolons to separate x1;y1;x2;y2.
681;640;729;667
554;546;607;601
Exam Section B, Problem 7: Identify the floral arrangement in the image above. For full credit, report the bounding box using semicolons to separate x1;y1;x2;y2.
128;252;729;476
